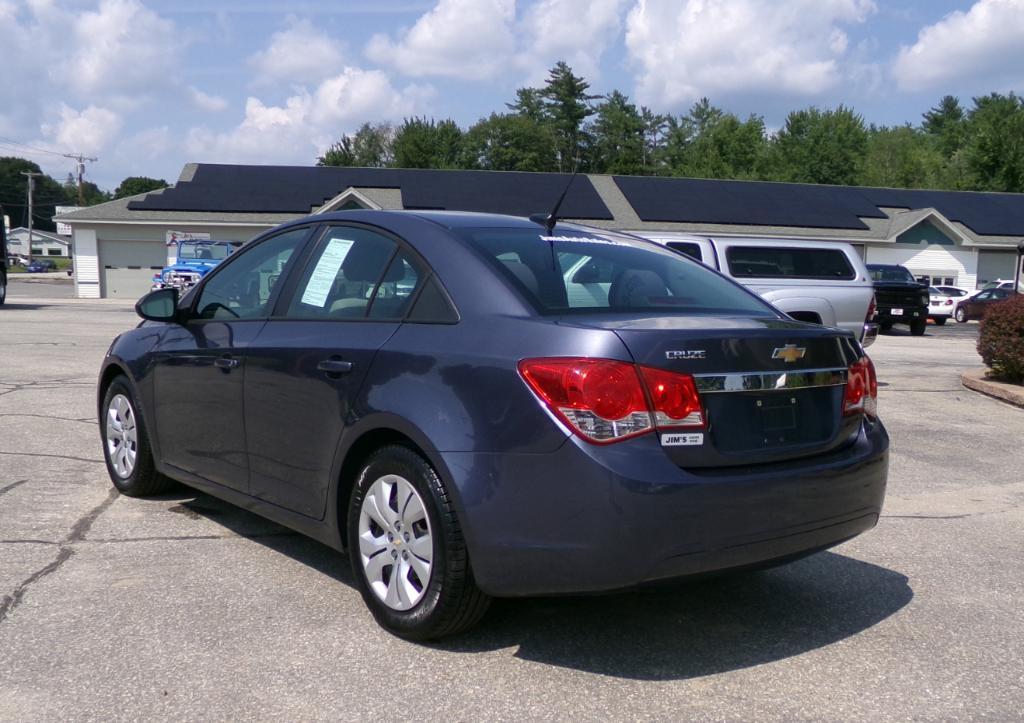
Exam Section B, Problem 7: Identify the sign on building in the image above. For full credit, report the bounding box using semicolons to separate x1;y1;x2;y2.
55;206;78;236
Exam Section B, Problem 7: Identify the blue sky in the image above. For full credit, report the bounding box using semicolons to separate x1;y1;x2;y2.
1;0;1022;191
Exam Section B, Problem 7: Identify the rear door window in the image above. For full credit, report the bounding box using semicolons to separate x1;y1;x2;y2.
728;247;855;280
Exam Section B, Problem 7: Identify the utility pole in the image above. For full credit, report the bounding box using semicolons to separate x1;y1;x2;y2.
62;153;98;206
21;171;43;264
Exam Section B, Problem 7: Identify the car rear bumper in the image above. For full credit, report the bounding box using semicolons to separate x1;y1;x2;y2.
875;307;927;325
443;421;889;597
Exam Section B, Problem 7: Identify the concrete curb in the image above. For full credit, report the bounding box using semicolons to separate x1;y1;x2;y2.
961;368;1024;409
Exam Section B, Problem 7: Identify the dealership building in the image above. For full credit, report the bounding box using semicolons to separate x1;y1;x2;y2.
55;163;1024;299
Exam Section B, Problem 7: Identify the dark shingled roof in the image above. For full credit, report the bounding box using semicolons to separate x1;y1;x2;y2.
128;165;614;220
614;176;1024;237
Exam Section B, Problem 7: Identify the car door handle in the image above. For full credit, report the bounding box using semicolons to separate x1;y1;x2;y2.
214;356;239;370
317;359;353;375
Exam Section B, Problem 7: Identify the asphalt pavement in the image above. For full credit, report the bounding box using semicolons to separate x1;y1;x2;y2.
0;298;1021;721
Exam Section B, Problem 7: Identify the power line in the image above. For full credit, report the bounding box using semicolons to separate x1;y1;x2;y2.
0;136;67;158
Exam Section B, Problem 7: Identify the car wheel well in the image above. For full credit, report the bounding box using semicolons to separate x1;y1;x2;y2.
336;428;425;546
98;365;130;409
787;311;823;325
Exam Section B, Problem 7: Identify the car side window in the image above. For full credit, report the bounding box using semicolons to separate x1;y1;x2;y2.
368;250;422;320
286;227;401;320
194;229;307;320
666;241;703;262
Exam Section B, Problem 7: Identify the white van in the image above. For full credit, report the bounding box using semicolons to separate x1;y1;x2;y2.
631;233;878;346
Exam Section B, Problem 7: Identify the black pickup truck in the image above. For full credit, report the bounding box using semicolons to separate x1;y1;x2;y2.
866;263;930;335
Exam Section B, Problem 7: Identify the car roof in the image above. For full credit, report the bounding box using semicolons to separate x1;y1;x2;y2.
309;209;545;231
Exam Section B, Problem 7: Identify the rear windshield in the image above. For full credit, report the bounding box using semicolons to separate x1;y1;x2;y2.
458;227;774;316
179;243;231;260
868;265;915;283
726;246;855;280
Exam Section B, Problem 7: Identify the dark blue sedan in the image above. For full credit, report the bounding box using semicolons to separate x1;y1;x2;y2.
98;211;888;639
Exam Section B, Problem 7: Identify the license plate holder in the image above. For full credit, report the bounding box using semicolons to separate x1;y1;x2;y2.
891;308;903;316
758;397;798;433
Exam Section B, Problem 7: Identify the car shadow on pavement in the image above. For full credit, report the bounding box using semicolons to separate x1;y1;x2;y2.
153;489;911;680
149;488;355;585
439;552;912;681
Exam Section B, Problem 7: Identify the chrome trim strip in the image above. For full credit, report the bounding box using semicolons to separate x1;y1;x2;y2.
693;367;848;393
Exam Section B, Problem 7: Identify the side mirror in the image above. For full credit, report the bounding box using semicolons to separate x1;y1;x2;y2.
135;287;180;322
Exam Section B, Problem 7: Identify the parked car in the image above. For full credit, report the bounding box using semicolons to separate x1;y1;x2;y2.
151;239;237;292
980;279;1024;292
933;285;972;298
99;211;888;640
928;287;956;324
955;287;1014;322
25;259;57;272
866;264;930;335
635;233;878;346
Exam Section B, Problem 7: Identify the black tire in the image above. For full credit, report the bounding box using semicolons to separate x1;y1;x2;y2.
910;318;927;336
955;306;968;323
933;317;947;326
0;270;6;306
100;376;174;497
348;445;490;640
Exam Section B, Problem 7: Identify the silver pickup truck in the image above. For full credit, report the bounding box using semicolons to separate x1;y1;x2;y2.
632;233;878;347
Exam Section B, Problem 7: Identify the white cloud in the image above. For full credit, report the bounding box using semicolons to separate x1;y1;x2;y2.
517;0;627;85
249;16;345;86
366;0;516;80
41;104;123;156
624;0;877;110
188;87;229;113
892;0;1024;91
185;68;430;165
71;0;181;98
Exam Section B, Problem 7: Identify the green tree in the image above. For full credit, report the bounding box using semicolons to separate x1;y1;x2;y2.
113;176;167;199
507;87;548;123
860;125;945;189
540;62;600;171
769;105;868;185
963;92;1024;192
392;117;463;169
0;157;71;233
591;91;646;175
661;99;767;179
317;122;395;168
922;95;967;158
459;113;558;172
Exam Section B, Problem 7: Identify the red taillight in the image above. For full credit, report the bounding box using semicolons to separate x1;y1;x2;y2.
866;294;877;321
637;366;706;429
518;358;706;444
518;359;652;443
844;356;878;418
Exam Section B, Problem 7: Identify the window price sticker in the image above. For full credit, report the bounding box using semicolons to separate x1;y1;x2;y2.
661;433;704;446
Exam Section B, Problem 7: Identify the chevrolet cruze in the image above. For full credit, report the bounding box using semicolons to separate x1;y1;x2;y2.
98;211;888;640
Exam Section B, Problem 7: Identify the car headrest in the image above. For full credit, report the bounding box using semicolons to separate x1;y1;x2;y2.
342;241;394;283
609;269;669;308
500;260;540;297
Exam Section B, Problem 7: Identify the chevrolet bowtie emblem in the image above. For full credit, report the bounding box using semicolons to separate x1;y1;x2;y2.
772;344;807;363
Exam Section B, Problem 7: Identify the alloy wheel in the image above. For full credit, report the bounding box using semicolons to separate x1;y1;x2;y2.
105;394;138;478
357;474;434;611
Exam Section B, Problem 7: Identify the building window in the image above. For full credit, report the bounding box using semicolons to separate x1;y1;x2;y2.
913;272;957;287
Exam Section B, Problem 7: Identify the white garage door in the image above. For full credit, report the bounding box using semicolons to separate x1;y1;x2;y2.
99;240;165;299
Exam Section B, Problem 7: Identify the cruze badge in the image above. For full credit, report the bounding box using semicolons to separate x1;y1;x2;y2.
772;345;807;363
666;350;706;360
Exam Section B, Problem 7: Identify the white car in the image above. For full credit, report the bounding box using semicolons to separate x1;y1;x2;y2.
928;287;956;325
933;285;972;298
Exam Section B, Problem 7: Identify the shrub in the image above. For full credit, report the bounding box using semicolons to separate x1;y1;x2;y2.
977;292;1024;383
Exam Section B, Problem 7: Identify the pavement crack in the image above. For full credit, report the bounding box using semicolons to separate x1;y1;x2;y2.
0;479;29;497
0;413;96;425
0;487;118;625
882;514;971;520
83;531;301;544
0;451;103;464
0;539;60;545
